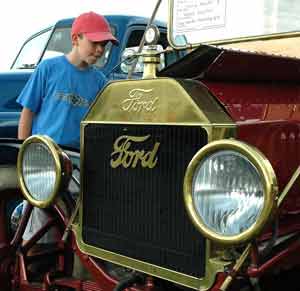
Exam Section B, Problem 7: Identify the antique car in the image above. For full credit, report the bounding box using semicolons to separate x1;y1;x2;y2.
0;14;176;139
2;0;300;290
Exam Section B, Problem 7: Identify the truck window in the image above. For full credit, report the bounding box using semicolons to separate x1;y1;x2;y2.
12;29;51;69
42;28;72;59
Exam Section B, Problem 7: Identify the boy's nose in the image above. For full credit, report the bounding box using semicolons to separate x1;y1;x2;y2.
95;44;104;55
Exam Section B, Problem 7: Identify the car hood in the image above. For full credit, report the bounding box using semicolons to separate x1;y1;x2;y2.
0;69;33;111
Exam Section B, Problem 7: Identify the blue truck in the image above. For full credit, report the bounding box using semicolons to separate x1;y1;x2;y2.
0;15;180;138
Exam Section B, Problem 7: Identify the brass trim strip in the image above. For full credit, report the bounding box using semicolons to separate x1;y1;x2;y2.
208;31;300;46
81;121;236;127
278;165;300;207
219;244;251;291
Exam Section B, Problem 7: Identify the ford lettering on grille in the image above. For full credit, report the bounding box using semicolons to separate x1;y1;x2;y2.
110;135;160;169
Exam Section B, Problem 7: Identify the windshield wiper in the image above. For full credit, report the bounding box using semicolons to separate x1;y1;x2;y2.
17;63;36;69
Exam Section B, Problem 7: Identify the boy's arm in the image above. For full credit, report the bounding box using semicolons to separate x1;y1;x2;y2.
18;108;35;140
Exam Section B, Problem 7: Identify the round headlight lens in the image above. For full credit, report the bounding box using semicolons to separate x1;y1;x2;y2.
193;150;264;236
18;135;72;208
184;139;278;244
22;142;57;201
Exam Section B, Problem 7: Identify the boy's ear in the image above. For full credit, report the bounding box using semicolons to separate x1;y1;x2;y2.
71;34;79;45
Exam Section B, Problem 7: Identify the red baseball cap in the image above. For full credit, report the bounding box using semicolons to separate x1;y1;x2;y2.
72;11;118;45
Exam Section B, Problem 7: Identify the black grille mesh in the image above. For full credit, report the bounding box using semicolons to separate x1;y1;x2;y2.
82;124;207;278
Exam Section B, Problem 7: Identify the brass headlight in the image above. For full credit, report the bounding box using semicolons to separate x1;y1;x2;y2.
17;135;72;208
184;139;278;245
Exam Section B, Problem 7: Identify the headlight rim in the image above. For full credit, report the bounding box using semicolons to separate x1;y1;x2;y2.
183;139;278;245
17;135;63;208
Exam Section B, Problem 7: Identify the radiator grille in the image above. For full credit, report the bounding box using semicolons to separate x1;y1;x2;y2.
82;124;207;278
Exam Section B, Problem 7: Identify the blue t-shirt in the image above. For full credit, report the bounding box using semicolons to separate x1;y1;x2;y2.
17;55;107;148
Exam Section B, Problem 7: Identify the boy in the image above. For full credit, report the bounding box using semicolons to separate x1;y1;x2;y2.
17;11;118;258
18;11;118;148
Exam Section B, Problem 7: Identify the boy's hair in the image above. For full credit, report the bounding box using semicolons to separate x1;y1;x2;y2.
72;11;118;45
